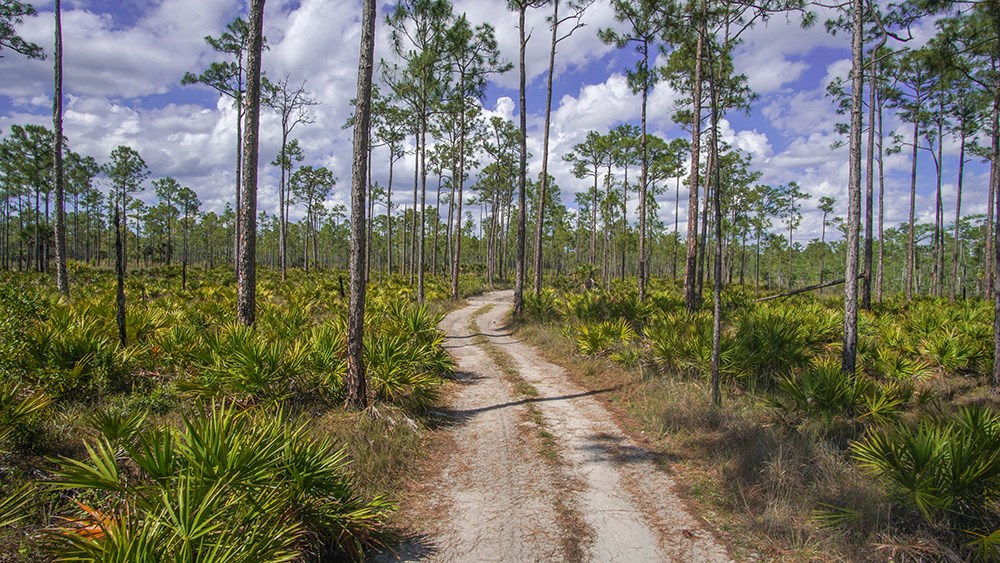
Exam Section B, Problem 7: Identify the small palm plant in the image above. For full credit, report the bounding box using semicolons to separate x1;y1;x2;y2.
0;382;50;530
851;405;1000;558
46;403;393;561
180;323;310;403
729;305;811;391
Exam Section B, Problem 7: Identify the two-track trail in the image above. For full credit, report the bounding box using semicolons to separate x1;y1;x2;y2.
378;290;732;562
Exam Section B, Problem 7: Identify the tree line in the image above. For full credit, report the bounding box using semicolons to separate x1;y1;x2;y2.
5;0;1000;403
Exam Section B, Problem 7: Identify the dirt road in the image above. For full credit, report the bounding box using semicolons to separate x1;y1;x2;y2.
379;290;731;562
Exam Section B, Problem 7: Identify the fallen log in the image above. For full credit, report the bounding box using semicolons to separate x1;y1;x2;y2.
756;274;865;302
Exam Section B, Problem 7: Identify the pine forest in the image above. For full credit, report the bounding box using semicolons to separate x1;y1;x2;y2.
2;0;1000;560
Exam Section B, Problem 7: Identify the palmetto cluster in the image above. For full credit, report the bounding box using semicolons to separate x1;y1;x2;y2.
0;268;455;560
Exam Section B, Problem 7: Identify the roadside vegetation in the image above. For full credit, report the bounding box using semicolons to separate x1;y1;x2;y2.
0;265;475;562
521;273;1000;562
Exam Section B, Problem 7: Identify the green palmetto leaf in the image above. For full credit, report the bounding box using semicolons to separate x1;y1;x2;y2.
0;484;34;528
967;529;1000;562
159;476;226;546
85;407;148;447
48;437;125;493
812;503;861;528
127;429;178;481
0;381;51;451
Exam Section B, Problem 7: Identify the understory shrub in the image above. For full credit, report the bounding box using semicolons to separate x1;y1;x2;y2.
48;403;393;562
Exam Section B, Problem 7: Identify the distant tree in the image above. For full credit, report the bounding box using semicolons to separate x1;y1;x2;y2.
265;74;316;281
372;92;409;275
177;186;199;289
385;0;453;303
600;0;671;300
1;1;44;59
774;181;808;290
818;196;835;283
443;14;509;300
886;48;936;301
508;0;548;317
152;177;181;265
182;18;267;278
531;0;590;297
564;131;610;268
608;123;641;281
290;166;335;272
103;146;149;274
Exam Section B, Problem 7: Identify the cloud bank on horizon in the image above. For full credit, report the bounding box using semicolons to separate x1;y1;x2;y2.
0;0;984;241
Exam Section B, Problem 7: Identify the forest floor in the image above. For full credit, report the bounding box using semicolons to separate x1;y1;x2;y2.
375;290;732;562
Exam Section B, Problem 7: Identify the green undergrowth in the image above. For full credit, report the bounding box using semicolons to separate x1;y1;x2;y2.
0;265;472;562
520;277;1000;562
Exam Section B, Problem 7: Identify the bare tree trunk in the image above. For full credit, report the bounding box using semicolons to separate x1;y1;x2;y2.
236;0;265;326
411;145;418;283
114;208;126;347
279;131;288;281
905;118;918;301
418;107;427;303
53;0;69;299
346;0;375;410
513;4;528;317
638;37;650;301
591;180;598;266
952;129;966;302
862;48;880;310
876;97;886;302
927;101;943;298
708;48;722;408
387;157;394;275
684;22;704;312
451;101;469;300
843;0;863;376
988;97;999;300
533;0;559;297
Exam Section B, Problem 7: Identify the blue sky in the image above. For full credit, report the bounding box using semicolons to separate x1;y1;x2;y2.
0;0;984;242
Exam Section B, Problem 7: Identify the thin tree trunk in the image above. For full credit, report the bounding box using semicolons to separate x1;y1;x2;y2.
876;95;886;302
418;108;427;303
638;37;650;301
591;177;597;267
387;157;394;275
236;0;265;326
346;0;375;410
451;96;469;300
843;0;863;376
862;47;880;310
53;0;69;298
513;4;528;317
533;0;559;297
708;46;722;408
411;136;419;283
279;131;288;281
988;96;999;299
684;21;704;313
952;129;966;302
114;207;126;347
906;118;918;301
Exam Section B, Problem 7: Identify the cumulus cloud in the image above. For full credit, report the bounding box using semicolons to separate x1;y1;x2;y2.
0;0;986;247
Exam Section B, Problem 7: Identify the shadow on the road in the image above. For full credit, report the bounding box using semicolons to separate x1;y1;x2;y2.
445;332;514;340
446;386;622;418
370;532;437;563
577;431;680;465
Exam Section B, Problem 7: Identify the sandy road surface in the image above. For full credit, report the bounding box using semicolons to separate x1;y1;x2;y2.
377;291;731;562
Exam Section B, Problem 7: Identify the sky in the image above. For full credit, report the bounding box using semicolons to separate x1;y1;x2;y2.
0;0;984;242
